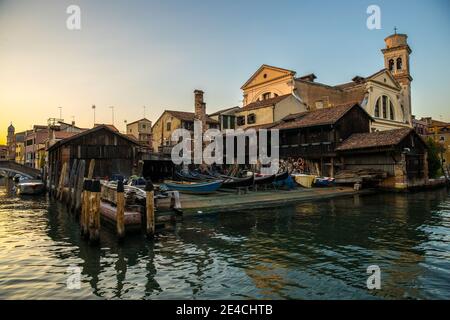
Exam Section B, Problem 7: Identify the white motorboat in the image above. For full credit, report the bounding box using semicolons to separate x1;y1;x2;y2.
17;180;45;195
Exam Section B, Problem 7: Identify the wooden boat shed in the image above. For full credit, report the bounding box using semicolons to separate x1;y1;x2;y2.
335;128;429;189
47;124;141;185
272;103;373;176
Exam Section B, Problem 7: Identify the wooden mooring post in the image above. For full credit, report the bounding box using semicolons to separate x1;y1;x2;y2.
116;180;125;240
145;180;155;238
88;180;101;245
73;160;86;214
57;162;68;201
80;179;92;238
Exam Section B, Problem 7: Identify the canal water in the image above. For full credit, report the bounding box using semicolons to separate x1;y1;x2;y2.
0;178;449;300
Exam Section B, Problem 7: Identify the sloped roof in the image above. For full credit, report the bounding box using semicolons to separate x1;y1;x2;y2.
208;106;240;117
273;103;369;130
165;110;219;124
335;128;414;151
243;94;292;111
94;124;119;132
48;124;139;151
126;118;152;126
54;131;81;139
241;64;296;89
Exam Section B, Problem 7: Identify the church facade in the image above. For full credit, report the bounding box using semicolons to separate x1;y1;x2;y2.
238;33;413;132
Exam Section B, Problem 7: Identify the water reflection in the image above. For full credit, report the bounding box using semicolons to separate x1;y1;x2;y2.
0;177;449;299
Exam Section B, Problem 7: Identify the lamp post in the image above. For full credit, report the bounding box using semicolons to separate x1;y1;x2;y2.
92;105;96;126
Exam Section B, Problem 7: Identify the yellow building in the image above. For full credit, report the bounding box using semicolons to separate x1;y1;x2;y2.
151;90;219;153
126;118;153;151
238;32;413;132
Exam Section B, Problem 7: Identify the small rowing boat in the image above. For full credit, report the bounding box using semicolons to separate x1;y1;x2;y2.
314;177;335;187
162;180;222;194
292;174;316;188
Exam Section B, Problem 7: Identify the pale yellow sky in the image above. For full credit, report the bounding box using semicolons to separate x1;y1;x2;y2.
1;0;450;145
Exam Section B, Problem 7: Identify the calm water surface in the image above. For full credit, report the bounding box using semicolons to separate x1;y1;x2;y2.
0;178;449;299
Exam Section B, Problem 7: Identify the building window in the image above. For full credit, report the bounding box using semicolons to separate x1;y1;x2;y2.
237;116;245;126
166;122;171;131
374;99;380;117
388;59;395;71
262;92;271;100
184;121;194;130
375;95;397;120
396;57;403;70
389;101;395;120
247;113;256;124
142;124;146;129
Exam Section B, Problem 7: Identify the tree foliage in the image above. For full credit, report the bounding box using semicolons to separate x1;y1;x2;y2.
426;137;444;178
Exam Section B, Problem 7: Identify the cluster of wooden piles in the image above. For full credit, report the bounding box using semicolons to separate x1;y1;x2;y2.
50;159;178;245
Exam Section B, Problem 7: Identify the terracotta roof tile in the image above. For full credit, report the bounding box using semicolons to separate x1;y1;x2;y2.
336;128;413;151
166;110;219;124
273;103;363;130
243;94;291;111
54;131;81;139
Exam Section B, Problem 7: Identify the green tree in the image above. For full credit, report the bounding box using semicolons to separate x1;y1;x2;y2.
426;137;444;178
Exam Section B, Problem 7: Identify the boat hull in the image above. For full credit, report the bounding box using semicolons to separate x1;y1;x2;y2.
17;181;45;195
163;180;222;194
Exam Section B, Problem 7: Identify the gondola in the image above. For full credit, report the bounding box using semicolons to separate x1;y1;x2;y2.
221;175;254;189
254;174;276;186
273;170;289;182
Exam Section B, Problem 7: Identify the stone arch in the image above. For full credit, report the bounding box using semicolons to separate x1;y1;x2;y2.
252;88;284;103
373;93;398;121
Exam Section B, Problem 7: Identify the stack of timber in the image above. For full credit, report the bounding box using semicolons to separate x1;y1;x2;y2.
335;169;388;184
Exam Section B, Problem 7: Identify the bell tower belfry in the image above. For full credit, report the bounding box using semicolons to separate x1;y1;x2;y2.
381;31;413;125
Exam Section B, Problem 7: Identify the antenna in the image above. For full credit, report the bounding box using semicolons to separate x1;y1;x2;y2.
109;106;115;125
92;105;96;125
58;106;62;120
124;120;127;133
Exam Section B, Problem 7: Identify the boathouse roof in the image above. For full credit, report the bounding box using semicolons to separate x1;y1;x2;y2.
242;94;291;111
273;102;371;130
335;128;422;151
47;124;140;151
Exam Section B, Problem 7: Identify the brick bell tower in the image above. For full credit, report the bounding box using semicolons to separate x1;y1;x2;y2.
381;31;413;125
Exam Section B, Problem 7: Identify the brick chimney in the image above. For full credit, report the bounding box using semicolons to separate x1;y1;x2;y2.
194;89;206;130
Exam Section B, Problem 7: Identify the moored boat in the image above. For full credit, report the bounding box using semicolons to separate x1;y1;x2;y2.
292;174;316;188
254;174;276;186
162;180;223;194
221;175;254;189
17;180;45;195
273;170;289;182
314;177;335;187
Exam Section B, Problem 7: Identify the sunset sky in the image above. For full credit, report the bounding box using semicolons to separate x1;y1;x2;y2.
1;0;449;144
